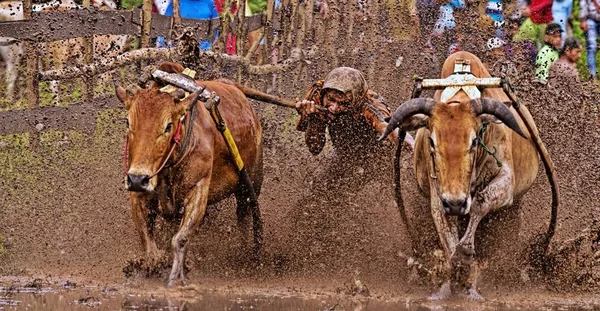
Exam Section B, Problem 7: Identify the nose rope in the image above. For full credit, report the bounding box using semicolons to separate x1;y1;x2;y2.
123;120;183;178
478;122;502;167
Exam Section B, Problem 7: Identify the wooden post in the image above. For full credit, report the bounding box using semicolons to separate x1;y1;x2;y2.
82;0;94;101
23;0;38;110
141;0;153;48
220;0;233;52
23;0;39;151
173;0;182;26
236;0;246;82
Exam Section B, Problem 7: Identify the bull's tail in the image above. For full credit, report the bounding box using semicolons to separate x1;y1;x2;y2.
394;131;412;237
218;79;297;109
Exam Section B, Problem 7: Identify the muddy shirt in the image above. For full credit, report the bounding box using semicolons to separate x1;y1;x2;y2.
548;58;581;84
296;80;393;156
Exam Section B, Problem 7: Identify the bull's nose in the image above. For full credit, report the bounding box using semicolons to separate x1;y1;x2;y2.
126;174;150;192
441;197;468;216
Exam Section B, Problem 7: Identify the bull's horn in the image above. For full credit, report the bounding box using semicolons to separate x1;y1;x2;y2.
378;98;436;141
470;98;527;138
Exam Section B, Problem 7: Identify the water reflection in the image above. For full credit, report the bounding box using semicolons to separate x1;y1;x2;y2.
1;285;600;311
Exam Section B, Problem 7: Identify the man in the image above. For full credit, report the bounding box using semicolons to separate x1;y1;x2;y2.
535;22;562;84
513;0;553;49
549;36;582;83
295;67;414;158
579;0;600;81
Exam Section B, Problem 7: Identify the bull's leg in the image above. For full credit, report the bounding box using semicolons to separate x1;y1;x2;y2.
234;184;263;256
168;176;210;287
452;165;514;299
157;174;177;219
428;189;460;301
130;193;162;262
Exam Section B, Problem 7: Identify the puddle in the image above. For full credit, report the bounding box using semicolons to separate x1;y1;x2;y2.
1;285;600;311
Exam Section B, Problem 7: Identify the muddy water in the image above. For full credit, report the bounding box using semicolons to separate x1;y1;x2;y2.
2;284;600;311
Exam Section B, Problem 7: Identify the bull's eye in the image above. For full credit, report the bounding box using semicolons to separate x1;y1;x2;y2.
429;137;435;150
164;122;173;133
125;119;130;130
471;138;478;149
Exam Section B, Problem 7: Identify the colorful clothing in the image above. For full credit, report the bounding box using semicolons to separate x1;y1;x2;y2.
535;43;559;82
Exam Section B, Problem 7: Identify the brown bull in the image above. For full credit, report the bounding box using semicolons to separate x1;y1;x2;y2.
115;62;263;287
380;51;544;300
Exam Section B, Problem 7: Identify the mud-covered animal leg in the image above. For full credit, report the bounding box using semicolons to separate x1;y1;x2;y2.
130;193;162;263
168;176;210;287
429;181;460;300
453;165;514;299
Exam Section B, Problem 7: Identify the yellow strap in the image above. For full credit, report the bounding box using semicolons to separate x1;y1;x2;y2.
209;103;245;171
222;127;245;171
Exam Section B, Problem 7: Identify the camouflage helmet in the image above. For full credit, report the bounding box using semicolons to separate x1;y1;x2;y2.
321;67;368;110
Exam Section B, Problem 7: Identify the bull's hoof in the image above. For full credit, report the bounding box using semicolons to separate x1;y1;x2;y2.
463;287;485;301
426;281;452;301
167;278;187;288
123;251;169;278
451;244;475;266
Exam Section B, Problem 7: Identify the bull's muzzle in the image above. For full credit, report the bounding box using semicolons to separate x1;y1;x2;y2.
441;195;470;216
126;174;150;192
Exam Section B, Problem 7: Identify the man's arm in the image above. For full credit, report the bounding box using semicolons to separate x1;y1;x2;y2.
296;81;328;155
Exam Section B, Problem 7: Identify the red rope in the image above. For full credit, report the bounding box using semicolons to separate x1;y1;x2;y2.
123;120;183;178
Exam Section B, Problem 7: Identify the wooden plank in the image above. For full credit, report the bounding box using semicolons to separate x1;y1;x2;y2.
0;95;122;136
0;9;140;42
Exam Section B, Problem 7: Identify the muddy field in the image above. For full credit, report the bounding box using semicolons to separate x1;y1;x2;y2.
1;3;600;310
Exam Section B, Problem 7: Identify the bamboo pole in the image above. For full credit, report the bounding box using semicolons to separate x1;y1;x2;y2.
39;47;306;80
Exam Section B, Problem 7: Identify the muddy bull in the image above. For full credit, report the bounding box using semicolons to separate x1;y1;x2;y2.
115;62;263;287
379;51;549;300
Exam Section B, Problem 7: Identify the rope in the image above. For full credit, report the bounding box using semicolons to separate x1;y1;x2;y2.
478;122;502;168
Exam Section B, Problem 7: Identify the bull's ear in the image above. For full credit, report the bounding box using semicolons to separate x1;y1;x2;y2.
478;114;499;124
114;82;132;109
177;90;201;115
170;89;187;101
399;114;429;131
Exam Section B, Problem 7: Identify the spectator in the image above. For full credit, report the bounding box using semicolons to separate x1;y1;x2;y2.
549;36;582;83
513;0;553;49
534;22;562;84
429;0;465;58
487;37;519;78
552;0;573;45
579;0;600;81
483;0;505;39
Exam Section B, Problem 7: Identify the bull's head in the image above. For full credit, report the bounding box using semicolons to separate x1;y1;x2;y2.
115;83;200;192
379;98;526;216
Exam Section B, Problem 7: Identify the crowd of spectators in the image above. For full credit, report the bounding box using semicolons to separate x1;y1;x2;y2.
414;0;592;86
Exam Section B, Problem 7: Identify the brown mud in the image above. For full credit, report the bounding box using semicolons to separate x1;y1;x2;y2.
1;1;600;309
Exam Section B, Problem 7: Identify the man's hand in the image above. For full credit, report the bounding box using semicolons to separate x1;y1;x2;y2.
296;98;322;116
581;20;589;32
